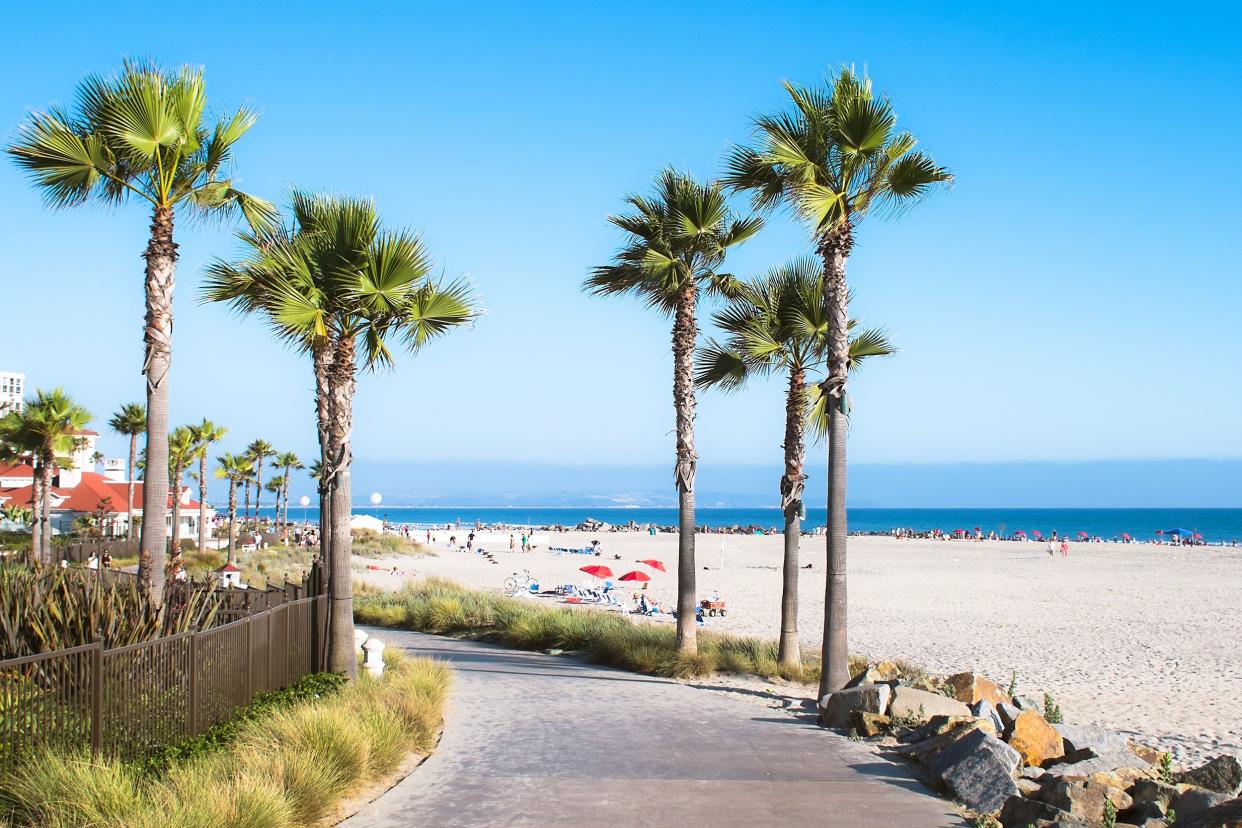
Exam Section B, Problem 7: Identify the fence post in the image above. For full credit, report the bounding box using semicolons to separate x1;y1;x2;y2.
268;607;276;689
188;629;199;737
285;603;292;684
90;642;102;757
245;615;254;699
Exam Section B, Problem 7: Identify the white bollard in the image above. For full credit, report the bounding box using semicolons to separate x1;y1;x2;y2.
354;628;369;651
361;637;385;678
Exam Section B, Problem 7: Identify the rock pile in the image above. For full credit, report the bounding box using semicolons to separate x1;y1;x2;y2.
819;667;1242;827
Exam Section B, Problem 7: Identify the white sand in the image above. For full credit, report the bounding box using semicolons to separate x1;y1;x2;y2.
354;531;1242;764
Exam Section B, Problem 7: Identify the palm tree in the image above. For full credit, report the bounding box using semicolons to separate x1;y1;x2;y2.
696;257;894;670
7;61;275;605
585;170;761;654
246;439;275;533
0;389;92;564
726;68;951;694
273;451;303;542
188;419;227;554
166;426;198;579
108;403;145;541
265;476;285;534
204;191;479;677
214;453;249;566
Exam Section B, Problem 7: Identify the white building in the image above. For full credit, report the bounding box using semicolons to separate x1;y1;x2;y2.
0;371;23;414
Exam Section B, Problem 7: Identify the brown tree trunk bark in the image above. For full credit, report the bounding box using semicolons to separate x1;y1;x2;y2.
29;463;42;566
818;227;854;698
169;468;183;580
672;283;698;654
281;465;291;544
197;453;208;553
126;434;137;540
138;205;176;606
243;481;251;531
313;340;334;581
254;459;264;534
227;479;237;566
779;363;808;671
326;335;357;678
39;455;53;565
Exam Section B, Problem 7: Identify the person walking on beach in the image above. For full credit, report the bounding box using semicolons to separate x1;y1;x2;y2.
520;533;528;552
1047;539;1055;557
509;534;516;551
1059;539;1069;558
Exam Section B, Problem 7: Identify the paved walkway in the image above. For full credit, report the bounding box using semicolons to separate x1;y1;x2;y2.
341;629;966;827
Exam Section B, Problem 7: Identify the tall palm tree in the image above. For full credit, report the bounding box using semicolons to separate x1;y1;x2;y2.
273;451;303;542
696;257;894;670
246;439;275;532
585;170;761;654
214;452;249;566
108;403;145;541
0;389;92;565
265;477;284;535
188;419;227;556
726;68;951;694
7;62;275;605
166;426;198;579
204;191;479;677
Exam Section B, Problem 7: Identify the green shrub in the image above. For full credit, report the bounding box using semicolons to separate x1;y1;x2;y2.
356;578;823;683
0;653;450;828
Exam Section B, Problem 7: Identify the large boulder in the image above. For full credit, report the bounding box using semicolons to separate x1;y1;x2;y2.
845;660;901;688
889;686;971;723
1008;710;1066;766
1172;789;1235;823
1175;796;1242;828
1175;756;1242;796
946;671;1012;706
905;714;980;743
1055;723;1131;758
923;726;1022;814
972;699;1005;736
998;702;1023;732
819;683;892;729
998;794;1066;827
1034;779;1133;822
851;711;891;737
1127;778;1181;811
1048;751;1151;777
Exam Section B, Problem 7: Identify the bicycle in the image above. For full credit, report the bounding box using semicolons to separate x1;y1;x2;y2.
504;569;536;592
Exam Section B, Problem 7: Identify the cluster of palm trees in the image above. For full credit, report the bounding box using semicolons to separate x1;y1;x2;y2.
214;442;303;565
0;389;92;565
587;67;951;696
9;61;479;678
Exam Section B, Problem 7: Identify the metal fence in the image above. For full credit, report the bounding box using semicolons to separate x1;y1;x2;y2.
0;594;325;769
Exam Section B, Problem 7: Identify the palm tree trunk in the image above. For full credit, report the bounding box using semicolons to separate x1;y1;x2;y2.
39;456;53;565
243;481;251;531
779;363;808;671
29;463;42;567
325;335;357;678
139;205;175;606
126;434;137;540
281;465;291;544
818;227;854;698
197;454;209;554
313;339;334;583
254;460;264;534
672;283;698;654
227;479;237;566
169;469;183;580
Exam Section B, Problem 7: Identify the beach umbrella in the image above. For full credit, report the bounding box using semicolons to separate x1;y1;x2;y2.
1163;528;1193;536
637;559;666;572
1014;530;1027;537
1077;531;1089;540
1031;530;1043;539
618;570;651;583
1154;529;1164;535
579;565;613;579
1121;533;1131;541
1192;532;1203;540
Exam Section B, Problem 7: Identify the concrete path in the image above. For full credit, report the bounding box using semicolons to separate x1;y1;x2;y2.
341;629;966;827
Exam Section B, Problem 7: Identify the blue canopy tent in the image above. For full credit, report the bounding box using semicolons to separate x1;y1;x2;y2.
1162;528;1194;536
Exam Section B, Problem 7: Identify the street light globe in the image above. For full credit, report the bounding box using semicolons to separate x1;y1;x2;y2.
299;495;311;507
369;492;382;505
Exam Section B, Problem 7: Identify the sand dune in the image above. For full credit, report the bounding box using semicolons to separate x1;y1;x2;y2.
356;530;1242;765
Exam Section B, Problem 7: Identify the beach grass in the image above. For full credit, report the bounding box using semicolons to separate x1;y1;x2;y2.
354;577;853;684
0;651;450;828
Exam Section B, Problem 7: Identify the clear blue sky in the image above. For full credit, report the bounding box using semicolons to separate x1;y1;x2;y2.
2;1;1240;496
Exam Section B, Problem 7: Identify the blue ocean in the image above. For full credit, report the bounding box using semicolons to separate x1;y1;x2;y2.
260;506;1242;544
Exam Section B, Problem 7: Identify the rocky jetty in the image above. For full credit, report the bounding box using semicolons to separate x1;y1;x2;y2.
819;667;1242;827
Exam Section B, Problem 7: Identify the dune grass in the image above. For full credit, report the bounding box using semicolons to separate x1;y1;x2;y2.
0;651;450;828
354;577;862;684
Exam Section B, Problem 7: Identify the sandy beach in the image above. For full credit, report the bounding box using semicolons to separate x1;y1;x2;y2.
355;530;1242;765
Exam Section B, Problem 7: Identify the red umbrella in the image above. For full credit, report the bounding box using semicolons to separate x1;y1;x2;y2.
1155;529;1164;535
579;565;613;579
1031;530;1043;539
1077;531;1089;540
1121;533;1132;541
618;570;651;583
637;559;666;572
1014;530;1027;537
1192;532;1203;540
